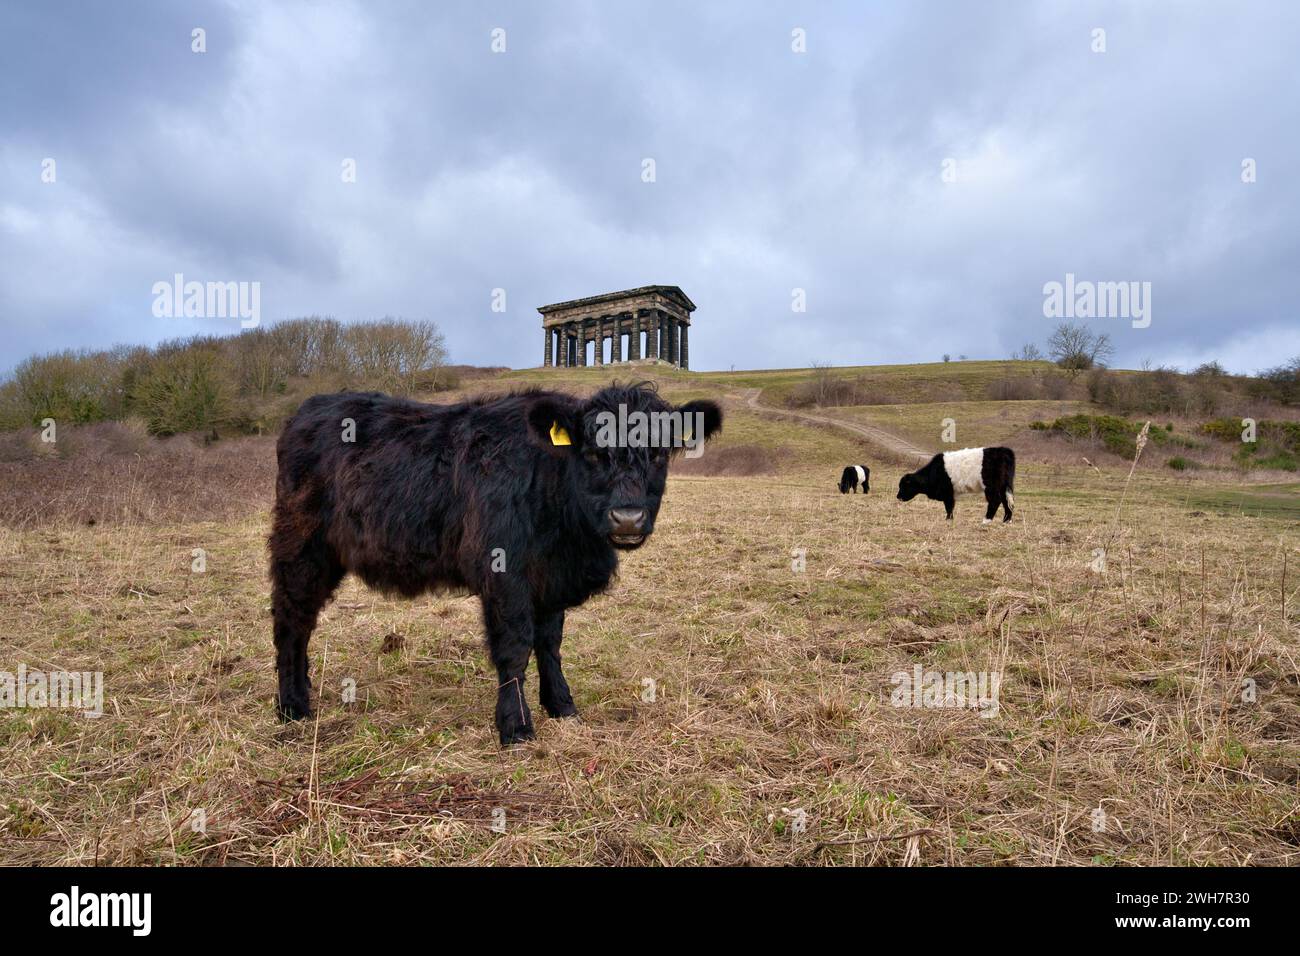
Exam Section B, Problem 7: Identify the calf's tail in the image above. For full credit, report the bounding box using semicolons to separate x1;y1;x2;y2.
1006;449;1016;505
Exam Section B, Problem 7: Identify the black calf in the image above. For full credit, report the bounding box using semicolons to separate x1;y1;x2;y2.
268;383;722;744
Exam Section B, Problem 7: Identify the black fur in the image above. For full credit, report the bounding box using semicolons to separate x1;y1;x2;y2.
897;454;955;516
838;465;870;494
979;447;1016;522
268;382;722;745
896;447;1015;522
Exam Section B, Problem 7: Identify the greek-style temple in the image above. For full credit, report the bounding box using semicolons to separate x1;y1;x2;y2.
539;285;694;369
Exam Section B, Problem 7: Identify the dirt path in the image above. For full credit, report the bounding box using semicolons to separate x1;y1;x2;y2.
735;387;931;463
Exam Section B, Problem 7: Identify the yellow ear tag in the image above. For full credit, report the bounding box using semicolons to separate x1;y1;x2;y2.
549;421;572;446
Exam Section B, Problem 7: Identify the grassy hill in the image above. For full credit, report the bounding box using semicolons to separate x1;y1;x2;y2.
698;359;1063;406
492;360;1300;487
500;359;1060;406
2;356;1298;866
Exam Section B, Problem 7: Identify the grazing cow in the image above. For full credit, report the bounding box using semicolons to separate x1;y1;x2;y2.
268;383;723;745
896;447;1015;522
838;465;870;494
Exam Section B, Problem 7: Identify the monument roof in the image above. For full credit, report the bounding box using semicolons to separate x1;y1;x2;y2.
538;285;696;315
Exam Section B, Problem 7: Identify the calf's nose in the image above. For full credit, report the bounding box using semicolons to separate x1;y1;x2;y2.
608;507;647;535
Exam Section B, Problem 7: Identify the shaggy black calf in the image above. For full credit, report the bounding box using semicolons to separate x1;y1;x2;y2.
838;465;870;494
896;447;1015;522
269;383;722;744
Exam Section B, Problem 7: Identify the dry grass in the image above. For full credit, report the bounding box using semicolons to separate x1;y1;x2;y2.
0;424;277;530
2;448;1297;865
827;400;1092;453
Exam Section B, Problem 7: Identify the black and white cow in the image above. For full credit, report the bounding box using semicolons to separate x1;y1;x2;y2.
896;447;1015;522
838;465;870;494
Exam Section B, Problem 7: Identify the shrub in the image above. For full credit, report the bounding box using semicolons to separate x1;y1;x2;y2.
1202;418;1300;451
129;348;231;436
670;443;779;476
231;328;294;399
0;318;452;436
6;349;125;426
1251;450;1299;471
1040;371;1075;400
1201;418;1244;443
1203;417;1300;471
986;377;1039;401
787;373;896;408
1251;357;1300;405
1031;414;1179;460
1166;456;1198;471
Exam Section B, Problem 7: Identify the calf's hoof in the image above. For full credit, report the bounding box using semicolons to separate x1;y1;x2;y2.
276;695;312;722
498;724;537;747
541;692;578;719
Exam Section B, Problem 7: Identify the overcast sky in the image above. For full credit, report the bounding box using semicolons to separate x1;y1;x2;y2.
2;0;1297;375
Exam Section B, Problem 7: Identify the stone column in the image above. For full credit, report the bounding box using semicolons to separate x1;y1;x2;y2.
629;311;641;360
680;322;689;370
646;311;659;359
594;318;604;366
611;317;622;362
576;320;586;366
669;318;680;366
544;327;553;367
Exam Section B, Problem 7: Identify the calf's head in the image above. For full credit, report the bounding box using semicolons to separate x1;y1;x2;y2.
897;473;921;501
528;384;723;549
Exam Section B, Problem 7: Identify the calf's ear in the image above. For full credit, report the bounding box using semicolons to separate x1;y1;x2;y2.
677;399;723;443
526;398;582;454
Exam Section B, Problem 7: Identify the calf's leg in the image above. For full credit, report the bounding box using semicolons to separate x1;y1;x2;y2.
535;609;577;719
271;546;343;721
482;590;536;745
1002;490;1014;522
983;488;1000;524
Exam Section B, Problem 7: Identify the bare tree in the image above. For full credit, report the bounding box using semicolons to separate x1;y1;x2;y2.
342;318;448;394
1012;343;1044;361
1048;322;1114;375
809;361;834;406
233;328;293;399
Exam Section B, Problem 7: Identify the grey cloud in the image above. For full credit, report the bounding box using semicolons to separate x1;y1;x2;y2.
1;0;1297;375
